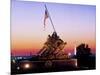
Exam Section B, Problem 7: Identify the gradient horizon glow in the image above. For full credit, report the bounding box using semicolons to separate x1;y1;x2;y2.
11;0;96;56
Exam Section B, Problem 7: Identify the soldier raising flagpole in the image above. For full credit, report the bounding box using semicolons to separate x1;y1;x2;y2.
44;4;56;32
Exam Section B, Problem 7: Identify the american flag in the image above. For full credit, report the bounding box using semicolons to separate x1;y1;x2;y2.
44;9;49;28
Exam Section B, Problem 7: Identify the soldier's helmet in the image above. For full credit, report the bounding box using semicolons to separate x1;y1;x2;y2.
52;32;59;39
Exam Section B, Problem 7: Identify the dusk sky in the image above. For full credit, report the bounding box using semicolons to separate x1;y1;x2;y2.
11;0;96;56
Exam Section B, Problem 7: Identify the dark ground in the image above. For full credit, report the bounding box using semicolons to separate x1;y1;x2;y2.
11;58;96;75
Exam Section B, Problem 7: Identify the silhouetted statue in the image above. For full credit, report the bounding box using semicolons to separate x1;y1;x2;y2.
38;32;67;59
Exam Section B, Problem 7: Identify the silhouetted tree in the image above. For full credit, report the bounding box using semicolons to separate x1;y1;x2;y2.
76;43;92;68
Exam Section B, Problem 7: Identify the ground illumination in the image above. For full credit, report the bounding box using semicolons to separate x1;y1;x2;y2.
24;63;30;69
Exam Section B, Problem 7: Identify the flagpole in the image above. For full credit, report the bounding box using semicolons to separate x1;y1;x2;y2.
45;4;56;32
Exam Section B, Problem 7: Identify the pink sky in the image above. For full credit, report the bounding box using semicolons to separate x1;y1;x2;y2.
11;0;96;56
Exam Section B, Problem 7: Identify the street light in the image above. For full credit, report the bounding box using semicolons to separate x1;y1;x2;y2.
24;63;30;69
20;61;34;70
23;63;32;69
17;66;20;70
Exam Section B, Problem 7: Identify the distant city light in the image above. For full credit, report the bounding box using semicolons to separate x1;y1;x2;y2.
12;59;16;63
17;57;22;60
74;45;76;55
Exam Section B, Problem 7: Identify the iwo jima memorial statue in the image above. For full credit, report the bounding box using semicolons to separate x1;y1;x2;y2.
38;31;67;60
37;5;67;61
